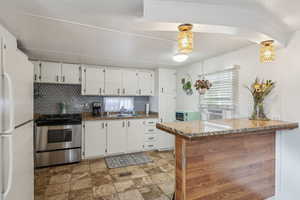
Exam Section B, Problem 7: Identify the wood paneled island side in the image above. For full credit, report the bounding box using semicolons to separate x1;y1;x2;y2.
156;119;298;200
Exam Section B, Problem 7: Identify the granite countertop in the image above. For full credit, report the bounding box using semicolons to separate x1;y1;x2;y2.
156;118;298;140
83;112;159;121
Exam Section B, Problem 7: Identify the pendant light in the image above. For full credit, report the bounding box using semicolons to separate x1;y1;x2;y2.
260;40;275;63
177;24;193;54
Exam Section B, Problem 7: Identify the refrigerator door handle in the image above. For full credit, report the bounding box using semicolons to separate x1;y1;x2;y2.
2;73;14;135
1;135;13;200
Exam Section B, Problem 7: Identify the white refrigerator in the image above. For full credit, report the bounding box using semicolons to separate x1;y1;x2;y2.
0;25;34;200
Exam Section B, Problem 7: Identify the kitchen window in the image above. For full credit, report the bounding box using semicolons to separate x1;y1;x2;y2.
104;97;134;112
199;66;239;112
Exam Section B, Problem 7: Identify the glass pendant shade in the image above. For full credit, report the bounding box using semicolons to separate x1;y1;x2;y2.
173;53;188;62
260;40;275;63
178;24;193;54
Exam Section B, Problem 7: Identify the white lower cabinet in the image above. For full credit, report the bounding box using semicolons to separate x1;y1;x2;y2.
107;120;127;155
83;118;160;159
143;119;159;151
158;129;174;150
84;121;107;159
127;119;145;153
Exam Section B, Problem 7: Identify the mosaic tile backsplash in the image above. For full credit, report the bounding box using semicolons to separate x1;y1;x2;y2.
34;83;150;114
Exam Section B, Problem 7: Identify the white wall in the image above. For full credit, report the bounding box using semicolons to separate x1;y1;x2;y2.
176;31;300;200
177;44;282;118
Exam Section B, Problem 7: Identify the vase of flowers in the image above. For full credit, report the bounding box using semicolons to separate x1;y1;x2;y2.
246;78;275;121
194;79;212;95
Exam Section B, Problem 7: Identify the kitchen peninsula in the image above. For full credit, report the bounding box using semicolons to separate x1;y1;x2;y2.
157;119;298;200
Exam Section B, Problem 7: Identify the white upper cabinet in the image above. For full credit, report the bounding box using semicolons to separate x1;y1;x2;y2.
159;69;176;95
40;61;61;83
122;70;138;96
83;66;105;95
138;71;154;96
61;63;81;84
34;61;81;84
32;61;41;82
127;119;145;153
106;120;127;155
34;60;155;96
105;68;122;96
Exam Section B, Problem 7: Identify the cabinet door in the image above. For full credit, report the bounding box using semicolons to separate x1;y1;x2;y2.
127;119;144;153
84;66;105;95
40;61;61;83
159;69;176;95
158;94;176;150
138;71;154;96
105;68;122;96
122;70;138;96
84;121;107;158
107;120;127;155
160;95;176;122
32;61;41;82
61;63;81;84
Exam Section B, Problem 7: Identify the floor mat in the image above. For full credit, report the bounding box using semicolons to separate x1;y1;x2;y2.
105;152;153;169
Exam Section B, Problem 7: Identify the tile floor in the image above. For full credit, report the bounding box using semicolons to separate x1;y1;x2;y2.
35;151;175;200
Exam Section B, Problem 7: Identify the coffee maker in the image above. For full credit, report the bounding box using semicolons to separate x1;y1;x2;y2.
92;102;102;116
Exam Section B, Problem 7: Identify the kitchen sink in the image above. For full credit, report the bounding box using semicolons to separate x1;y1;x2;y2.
108;113;138;118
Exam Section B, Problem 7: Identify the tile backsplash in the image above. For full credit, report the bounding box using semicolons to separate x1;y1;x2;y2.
34;83;150;114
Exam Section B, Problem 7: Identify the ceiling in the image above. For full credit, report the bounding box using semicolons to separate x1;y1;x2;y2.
0;0;299;68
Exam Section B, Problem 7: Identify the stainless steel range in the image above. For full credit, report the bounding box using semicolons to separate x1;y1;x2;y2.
34;114;82;168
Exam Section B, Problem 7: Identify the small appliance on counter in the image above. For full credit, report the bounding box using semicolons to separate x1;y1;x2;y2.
176;111;201;121
34;113;82;168
92;102;102;116
58;101;67;114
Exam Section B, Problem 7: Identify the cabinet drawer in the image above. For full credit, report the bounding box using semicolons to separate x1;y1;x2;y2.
145;127;157;134
145;119;158;126
144;142;157;150
144;134;158;142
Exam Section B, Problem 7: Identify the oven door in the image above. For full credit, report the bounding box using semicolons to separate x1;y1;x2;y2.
35;125;81;152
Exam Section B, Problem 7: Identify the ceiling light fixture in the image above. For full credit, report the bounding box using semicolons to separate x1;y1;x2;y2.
260;40;275;63
173;53;189;62
178;24;193;54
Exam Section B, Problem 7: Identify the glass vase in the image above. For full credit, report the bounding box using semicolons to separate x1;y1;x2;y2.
250;100;269;121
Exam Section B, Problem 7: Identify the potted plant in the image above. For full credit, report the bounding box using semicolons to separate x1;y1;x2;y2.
194;79;212;95
181;78;193;95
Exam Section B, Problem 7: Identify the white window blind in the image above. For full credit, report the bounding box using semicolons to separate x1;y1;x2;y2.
104;97;134;112
200;67;239;110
